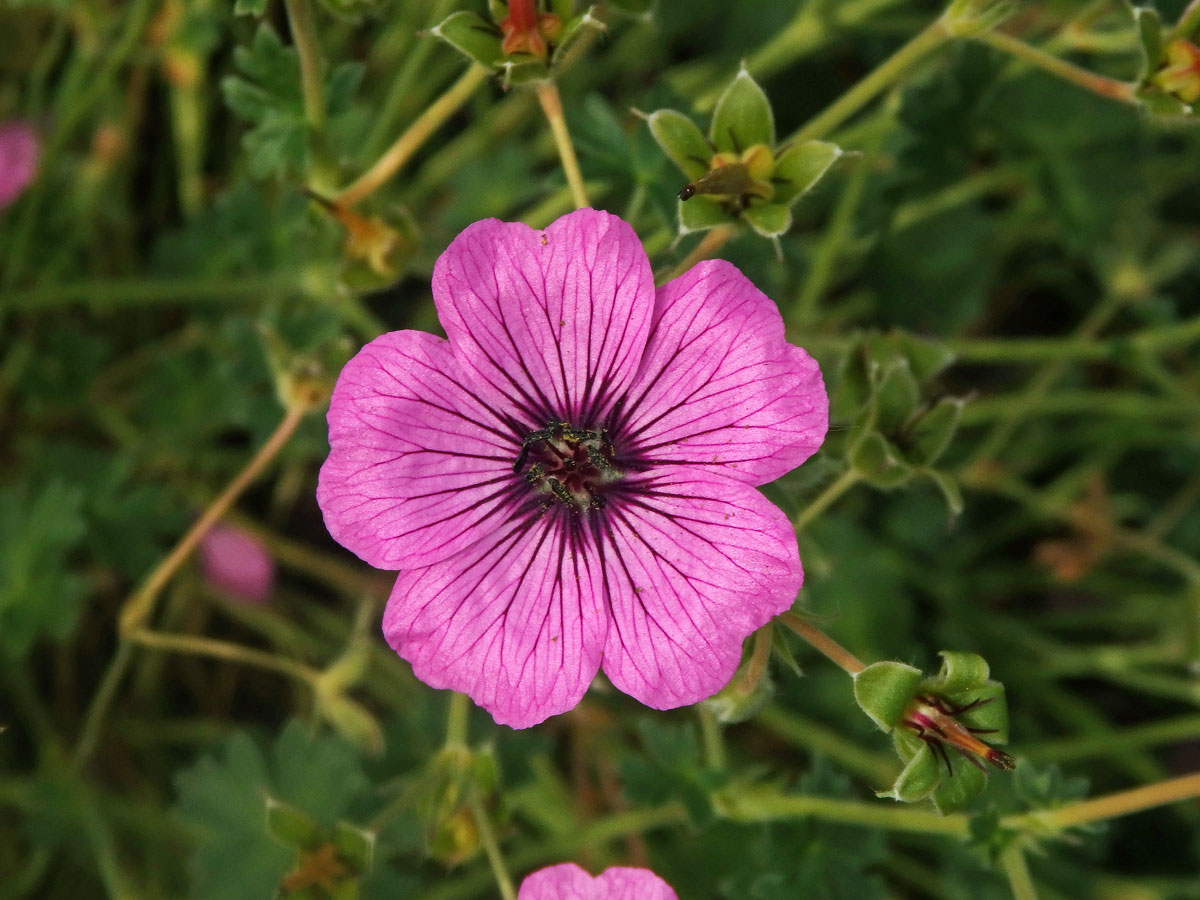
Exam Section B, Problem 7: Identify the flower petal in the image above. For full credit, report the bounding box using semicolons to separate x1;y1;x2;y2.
598;466;801;709
0;121;38;211
383;512;608;729
518;864;679;900
317;330;523;570
617;259;827;485
432;208;654;428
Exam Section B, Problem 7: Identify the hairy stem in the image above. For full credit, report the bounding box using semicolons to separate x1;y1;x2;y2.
793;469;861;532
778;612;867;675
1004;771;1200;831
1001;843;1039;900
788;15;951;144
127;630;318;684
976;30;1137;104
337;64;491;206
469;790;516;900
535;79;589;210
284;0;328;155
445;691;472;751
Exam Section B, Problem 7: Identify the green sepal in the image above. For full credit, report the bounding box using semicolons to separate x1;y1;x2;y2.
903;397;964;466
266;797;322;849
646;109;712;180
875;361;920;434
852;660;923;732
879;740;939;803
501;58;551;86
709;66;774;154
849;432;912;488
703;667;773;724
925;651;990;696
317;693;384;755
551;8;604;67
923;468;965;518
331;821;374;872
677;195;736;234
931;752;989;814
741;202;791;238
885;331;957;382
772;140;841;206
1134;5;1165;80
1137;86;1194;119
431;11;502;69
487;0;508;22
772;627;804;678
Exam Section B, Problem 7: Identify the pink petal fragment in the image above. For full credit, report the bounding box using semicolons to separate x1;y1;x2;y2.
0;121;38;211
199;523;275;604
432;209;654;427
619;259;828;485
318;330;521;570
599;466;801;709
518;864;678;900
383;513;608;729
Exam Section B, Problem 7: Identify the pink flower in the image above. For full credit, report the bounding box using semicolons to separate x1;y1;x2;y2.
518;863;678;900
0;121;39;211
199;523;275;604
318;209;827;728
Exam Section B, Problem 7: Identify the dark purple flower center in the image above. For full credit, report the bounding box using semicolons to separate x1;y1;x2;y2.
514;421;621;512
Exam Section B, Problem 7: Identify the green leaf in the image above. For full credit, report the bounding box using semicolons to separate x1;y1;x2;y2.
677;195;735;234
234;0;268;14
741;202;791;237
430;11;502;69
709;65;774;153
772;140;841;206
902;397;964;465
0;481;87;657
646;109;712;180
852;660;922;732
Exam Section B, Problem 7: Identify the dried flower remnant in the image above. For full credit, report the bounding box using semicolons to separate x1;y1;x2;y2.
500;0;563;59
318;209;827;728
519;863;678;900
1154;39;1200;103
903;694;1016;774
0;120;39;211
199;523;275;604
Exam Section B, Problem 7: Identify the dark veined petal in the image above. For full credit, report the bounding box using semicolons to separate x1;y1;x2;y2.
383;511;609;729
317;330;522;571
595;466;802;710
432;208;655;428
617;259;827;485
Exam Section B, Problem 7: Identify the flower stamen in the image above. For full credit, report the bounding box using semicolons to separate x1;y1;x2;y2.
515;421;619;513
903;693;1016;774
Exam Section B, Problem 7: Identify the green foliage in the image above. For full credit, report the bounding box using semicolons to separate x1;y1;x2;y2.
0;482;86;657
621;719;728;826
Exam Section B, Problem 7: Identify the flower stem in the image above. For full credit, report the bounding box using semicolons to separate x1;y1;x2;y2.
284;0;328;174
445;691;471;751
720;787;968;836
127;630;318;684
976;30;1137;104
793;468;861;532
663;225;736;283
1000;844;1040;900
698;706;727;770
74;405;309;769
787;15;951;144
1003;771;1200;831
778;612;866;676
336;64;491;206
468;790;516;900
535;78;589;210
